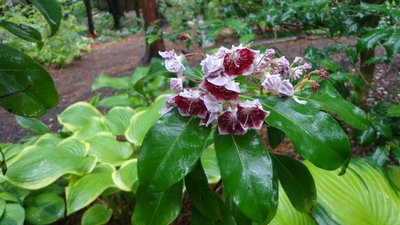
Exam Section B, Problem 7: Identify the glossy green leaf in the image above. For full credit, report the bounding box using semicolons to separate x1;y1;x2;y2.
81;204;113;225
104;106;135;135
15;116;50;134
58;102;102;132
372;119;393;139
31;0;62;36
269;185;316;225
112;159;138;192
92;75;130;91
131;181;183;225
185;162;221;220
4;138;96;189
257;96;351;170
272;154;316;212
370;146;389;167
0;44;58;117
86;132;133;166
138;109;211;191
214;130;278;223
387;104;400;117
307;81;370;130
201;144;221;184
307;159;400;225
357;126;376;146
0;20;42;43
191;200;237;225
0;203;24;225
125;95;166;146
25;193;65;225
268;127;285;149
357;27;388;52
66;164;115;215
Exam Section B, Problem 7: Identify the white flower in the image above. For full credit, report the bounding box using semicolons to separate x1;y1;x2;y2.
262;74;294;97
158;50;186;74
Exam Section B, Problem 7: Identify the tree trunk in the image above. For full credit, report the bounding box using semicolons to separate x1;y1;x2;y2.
358;0;384;107
107;0;124;29
83;0;95;38
133;0;140;18
140;0;165;65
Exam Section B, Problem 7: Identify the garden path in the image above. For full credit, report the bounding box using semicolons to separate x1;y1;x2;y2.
0;33;399;143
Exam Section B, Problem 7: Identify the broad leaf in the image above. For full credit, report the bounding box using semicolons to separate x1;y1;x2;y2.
191;200;237;225
25;193;65;225
267;127;285;149
0;203;24;225
125;95;166;146
307;81;370;130
138;109;211;191
185;162;221;220
214;130;278;223
112;159;138;192
66;164;115;215
58;102;102;132
257;96;351;170
0;20;42;43
269;185;316;225
0;199;5;219
4;138;96;189
72;117;109;140
272;154;316;212
146;58;176;78
15;116;51;134
31;0;62;36
81;204;113;225
104;106;135;135
0;44;58;117
132;181;183;225
307;159;400;225
92;75;130;91
96;93;131;108
86;132;133;166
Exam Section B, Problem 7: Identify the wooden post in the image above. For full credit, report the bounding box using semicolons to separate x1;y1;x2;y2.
140;0;165;65
83;0;95;38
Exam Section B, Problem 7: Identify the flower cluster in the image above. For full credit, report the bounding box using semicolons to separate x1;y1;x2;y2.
159;44;314;135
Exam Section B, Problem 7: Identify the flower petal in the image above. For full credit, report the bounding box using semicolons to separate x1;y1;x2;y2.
217;108;247;135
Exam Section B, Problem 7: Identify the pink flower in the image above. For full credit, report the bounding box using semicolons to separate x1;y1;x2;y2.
237;100;269;129
293;56;304;64
170;78;183;90
274;56;290;74
262;75;294;97
158;50;186;74
174;90;208;118
202;79;240;101
160;94;177;115
223;46;259;76
303;63;312;71
289;67;303;81
201;54;224;77
217;107;247;135
253;49;275;72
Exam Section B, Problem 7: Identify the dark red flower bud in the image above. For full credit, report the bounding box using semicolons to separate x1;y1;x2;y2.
179;33;188;41
312;81;320;92
319;68;329;79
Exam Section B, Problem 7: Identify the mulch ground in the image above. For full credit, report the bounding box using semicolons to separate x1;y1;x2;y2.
1;33;399;144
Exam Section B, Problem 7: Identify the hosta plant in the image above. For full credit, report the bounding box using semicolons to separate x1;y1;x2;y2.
132;37;370;224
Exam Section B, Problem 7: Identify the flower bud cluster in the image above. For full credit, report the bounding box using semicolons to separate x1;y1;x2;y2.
158;44;312;135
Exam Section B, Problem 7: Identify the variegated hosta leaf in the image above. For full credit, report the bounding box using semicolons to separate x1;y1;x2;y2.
112;159;138;192
66;164;115;215
104;106;135;135
4;138;96;190
58;102;102;132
